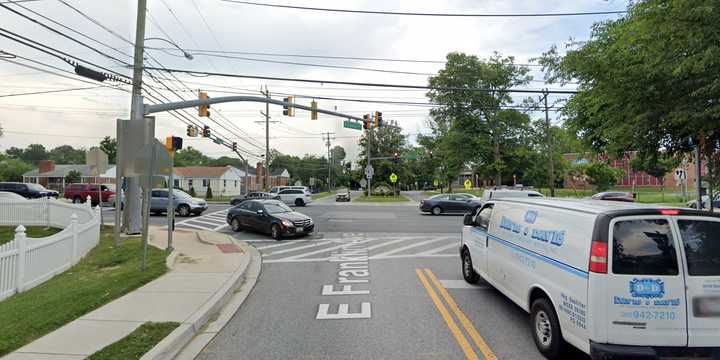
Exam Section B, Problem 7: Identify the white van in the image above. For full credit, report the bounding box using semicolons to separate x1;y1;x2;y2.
460;198;720;359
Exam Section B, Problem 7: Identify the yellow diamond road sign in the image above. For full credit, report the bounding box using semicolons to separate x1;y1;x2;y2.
464;179;472;190
389;173;398;183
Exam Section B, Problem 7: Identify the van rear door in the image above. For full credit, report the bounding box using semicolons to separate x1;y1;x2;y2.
606;216;688;346
676;217;720;346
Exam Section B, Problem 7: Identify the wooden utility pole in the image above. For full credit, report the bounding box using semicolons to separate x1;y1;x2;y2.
543;90;556;197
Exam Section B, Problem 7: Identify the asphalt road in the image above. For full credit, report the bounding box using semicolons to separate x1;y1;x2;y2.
183;192;589;360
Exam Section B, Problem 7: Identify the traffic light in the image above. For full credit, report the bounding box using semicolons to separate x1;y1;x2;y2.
232;142;237;151
393;152;400;163
362;114;371;130
310;100;318;120
283;96;295;117
374;111;383;128
202;125;210;137
198;91;210;117
165;136;183;153
186;125;194;137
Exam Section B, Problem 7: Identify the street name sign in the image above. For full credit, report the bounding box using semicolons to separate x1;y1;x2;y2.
343;120;362;130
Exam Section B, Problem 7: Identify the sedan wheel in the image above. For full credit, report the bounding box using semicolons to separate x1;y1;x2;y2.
271;224;282;241
431;206;442;216
73;196;82;204
230;217;242;232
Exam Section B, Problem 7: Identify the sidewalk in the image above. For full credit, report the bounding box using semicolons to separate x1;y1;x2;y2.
3;227;258;360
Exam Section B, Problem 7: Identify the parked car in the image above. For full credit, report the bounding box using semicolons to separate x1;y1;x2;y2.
687;194;720;210
290;186;312;195
63;183;114;205
226;199;314;240
479;188;544;202
420;193;481;215
230;192;280;206
149;188;207;216
336;188;351;202
0;191;27;201
277;188;313;206
591;191;636;202
268;186;292;194
0;182;58;199
460;197;720;359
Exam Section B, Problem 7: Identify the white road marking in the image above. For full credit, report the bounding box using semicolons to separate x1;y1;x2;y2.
256;240;314;251
370;238;449;258
185;218;224;226
175;222;211;231
273;238;376;260
316;303;371;320
263;253;456;263
366;237;412;251
416;242;460;255
439;280;490;290
261;241;332;257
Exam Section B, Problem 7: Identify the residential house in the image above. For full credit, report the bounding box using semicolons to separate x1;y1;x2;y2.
172;163;290;196
23;160;116;191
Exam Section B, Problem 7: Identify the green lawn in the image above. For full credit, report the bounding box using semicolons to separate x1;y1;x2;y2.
353;195;410;203
0;226;62;246
0;226;168;357
87;322;179;360
311;192;332;200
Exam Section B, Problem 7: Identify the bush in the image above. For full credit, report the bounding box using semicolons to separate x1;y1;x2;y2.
188;187;196;197
205;185;213;199
585;162;623;191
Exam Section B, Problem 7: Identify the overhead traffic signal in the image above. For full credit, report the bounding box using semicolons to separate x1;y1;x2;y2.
362;114;371;130
232;142;237;151
198;91;210;117
374;111;383;128
165;136;183;153
186;125;196;137
393;152;400;163
283;96;295;117
202;125;211;138
310;100;318;120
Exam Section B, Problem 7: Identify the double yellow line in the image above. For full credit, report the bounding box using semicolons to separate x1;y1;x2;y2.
416;268;497;360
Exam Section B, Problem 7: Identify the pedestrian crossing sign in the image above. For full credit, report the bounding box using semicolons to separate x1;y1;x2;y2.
464;179;472;190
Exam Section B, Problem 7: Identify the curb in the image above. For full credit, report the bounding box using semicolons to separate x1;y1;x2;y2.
139;236;261;360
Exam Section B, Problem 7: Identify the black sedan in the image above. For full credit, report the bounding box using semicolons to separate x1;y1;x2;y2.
226;199;314;240
419;193;481;215
229;191;280;206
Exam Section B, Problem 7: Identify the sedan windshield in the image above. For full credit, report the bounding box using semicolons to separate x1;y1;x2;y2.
264;203;292;214
174;190;193;199
28;183;47;191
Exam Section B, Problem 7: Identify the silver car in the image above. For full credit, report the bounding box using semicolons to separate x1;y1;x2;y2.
150;189;207;217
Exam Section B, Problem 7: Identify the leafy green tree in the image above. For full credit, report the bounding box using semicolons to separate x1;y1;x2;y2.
99;136;117;164
631;153;679;200
64;170;82;184
427;52;532;186
538;0;719;178
173;147;209;167
0;158;32;182
357;124;408;192
49;145;85;164
585;162;622;192
13;144;48;165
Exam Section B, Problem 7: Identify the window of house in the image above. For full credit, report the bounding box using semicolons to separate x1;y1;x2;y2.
202;179;209;187
173;179;179;187
235;180;238;187
188;179;193;186
224;180;227;187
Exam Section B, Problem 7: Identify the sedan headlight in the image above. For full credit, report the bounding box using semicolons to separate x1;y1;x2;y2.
281;219;293;227
308;219;314;225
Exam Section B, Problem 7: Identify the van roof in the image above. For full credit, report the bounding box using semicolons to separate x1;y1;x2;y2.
493;197;695;215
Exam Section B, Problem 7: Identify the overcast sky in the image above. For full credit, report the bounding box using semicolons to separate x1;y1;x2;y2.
0;0;626;165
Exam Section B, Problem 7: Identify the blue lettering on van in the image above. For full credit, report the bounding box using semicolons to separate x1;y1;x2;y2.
524;210;538;224
614;296;642;305
499;216;522;234
531;229;566;246
629;279;665;299
653;298;680;307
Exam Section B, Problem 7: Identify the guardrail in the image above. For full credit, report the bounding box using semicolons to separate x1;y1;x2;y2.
0;197;101;301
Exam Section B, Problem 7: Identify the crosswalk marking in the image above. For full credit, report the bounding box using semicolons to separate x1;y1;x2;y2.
257;233;459;264
173;209;229;231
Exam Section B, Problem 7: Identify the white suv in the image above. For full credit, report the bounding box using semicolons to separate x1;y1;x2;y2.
278;188;313;207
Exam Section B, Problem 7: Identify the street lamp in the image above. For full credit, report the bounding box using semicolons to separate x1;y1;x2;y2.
144;37;194;60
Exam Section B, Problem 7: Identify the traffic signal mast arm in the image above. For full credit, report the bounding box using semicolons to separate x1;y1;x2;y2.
144;95;369;124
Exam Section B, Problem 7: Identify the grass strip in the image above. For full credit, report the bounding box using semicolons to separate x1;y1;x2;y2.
87;322;179;360
0;226;62;245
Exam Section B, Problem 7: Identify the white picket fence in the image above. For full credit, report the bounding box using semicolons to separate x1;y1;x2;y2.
0;197;101;301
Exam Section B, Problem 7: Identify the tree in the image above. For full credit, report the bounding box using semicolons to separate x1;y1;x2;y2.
16;144;48;165
632;153;679;201
64;170;82;184
0;158;32;182
358;124;408;192
99;136;117;164
427;52;532;186
173;147;209;167
49;145;85;164
205;185;213;199
538;0;720;177
585;162;622;192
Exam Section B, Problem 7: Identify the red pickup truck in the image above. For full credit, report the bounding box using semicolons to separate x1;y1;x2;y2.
63;184;115;205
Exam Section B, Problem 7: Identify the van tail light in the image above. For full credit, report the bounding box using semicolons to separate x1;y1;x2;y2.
589;241;608;274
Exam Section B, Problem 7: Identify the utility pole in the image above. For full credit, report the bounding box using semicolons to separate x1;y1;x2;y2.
695;140;703;210
323;132;335;190
233;150;249;195
366;129;372;197
543;90;556;197
123;0;147;236
259;85;274;191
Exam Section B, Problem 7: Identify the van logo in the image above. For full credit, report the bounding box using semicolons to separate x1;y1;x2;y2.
524;210;538;224
629;279;665;298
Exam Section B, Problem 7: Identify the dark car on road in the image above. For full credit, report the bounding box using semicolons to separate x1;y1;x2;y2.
0;182;59;199
226;199;314;240
229;191;280;206
590;191;636;202
420;193;481;215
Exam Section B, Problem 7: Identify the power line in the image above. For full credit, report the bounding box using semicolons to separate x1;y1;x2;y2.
142;66;578;94
221;1;627;17
0;85;104;98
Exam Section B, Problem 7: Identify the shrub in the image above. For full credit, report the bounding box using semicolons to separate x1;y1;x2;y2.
188;186;196;197
205;185;213;199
